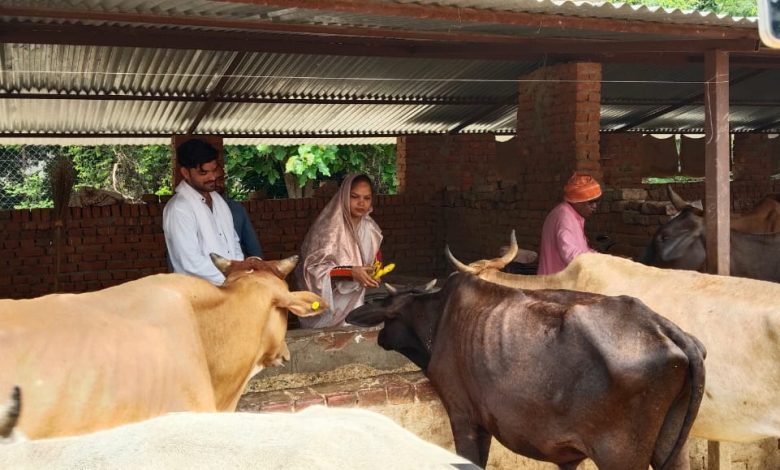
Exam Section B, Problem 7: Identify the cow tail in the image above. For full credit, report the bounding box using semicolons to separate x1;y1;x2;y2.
0;386;21;438
655;318;706;470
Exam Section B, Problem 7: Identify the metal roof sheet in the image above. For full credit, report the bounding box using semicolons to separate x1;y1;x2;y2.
0;0;777;141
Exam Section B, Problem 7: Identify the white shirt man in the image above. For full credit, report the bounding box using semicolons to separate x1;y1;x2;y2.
163;139;244;285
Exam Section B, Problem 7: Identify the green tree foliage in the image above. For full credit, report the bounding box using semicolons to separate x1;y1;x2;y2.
1;143;397;208
224;143;397;199
336;145;397;195
66;145;172;198
619;0;756;16
6;172;53;209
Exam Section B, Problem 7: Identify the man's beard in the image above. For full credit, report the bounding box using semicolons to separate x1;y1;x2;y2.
190;180;216;193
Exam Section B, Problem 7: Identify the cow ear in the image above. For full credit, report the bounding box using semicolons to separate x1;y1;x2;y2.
278;291;327;318
345;303;389;327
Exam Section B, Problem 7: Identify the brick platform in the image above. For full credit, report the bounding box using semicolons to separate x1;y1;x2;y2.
238;370;438;413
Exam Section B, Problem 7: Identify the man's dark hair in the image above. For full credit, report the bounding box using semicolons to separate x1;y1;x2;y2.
176;139;218;169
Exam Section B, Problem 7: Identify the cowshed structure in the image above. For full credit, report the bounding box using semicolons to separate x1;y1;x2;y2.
1;1;779;469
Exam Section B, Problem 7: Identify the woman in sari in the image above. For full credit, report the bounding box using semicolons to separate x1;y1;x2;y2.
296;174;383;328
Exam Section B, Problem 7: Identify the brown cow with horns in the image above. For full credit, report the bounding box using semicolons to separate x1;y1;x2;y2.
347;273;705;470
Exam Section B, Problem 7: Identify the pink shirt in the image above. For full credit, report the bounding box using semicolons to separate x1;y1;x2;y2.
537;202;594;275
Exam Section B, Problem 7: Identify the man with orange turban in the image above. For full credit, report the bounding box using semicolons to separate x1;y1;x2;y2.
537;172;602;275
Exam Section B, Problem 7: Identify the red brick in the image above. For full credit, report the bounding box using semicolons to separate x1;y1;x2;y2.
293;394;326;411
356;388;387;406
260;402;294;412
386;382;415;405
414;381;440;402
325;392;358;407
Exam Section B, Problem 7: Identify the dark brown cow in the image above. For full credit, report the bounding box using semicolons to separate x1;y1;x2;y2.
667;186;780;234
347;274;705;470
640;207;780;282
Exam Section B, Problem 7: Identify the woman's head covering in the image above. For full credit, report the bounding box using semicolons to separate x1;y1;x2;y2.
295;174;383;328
563;172;602;203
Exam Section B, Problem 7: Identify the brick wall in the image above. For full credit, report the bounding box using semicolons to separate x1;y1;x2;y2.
0;194;440;299
600;133;646;187
732;134;776;210
397;134;499;197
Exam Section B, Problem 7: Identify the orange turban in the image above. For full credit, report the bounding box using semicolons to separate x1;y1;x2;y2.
564;172;602;203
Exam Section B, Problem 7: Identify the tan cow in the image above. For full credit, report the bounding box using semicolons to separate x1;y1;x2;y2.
447;233;780;443
0;254;325;439
668;186;780;234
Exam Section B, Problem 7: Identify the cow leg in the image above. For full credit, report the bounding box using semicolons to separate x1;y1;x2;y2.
474;426;492;468
657;440;690;470
449;415;490;468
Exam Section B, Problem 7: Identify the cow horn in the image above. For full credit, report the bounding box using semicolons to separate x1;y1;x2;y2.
423;279;437;292
445;245;477;274
667;186;690;211
0;386;21;439
385;283;398;295
492;230;518;269
275;255;299;278
210;253;232;274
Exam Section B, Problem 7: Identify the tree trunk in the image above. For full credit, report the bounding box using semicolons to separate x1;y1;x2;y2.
283;173;314;199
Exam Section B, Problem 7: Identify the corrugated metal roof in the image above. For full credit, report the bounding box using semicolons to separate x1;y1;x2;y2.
0;136;397;145
0;0;777;141
0;45;229;95
225;54;529;100
0;98;195;134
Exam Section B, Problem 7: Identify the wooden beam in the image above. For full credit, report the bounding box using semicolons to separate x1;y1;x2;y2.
0;21;758;63
0;5;597;46
613;69;765;132
217;0;757;40
603;98;780;107
704;50;730;278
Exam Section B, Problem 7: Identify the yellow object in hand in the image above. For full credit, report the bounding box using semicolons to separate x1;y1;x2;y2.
311;301;320;311
373;262;396;280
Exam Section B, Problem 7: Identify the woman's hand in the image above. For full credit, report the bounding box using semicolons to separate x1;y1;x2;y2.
351;266;380;288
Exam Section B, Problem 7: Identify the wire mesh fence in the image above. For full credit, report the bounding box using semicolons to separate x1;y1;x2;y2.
0;145;60;210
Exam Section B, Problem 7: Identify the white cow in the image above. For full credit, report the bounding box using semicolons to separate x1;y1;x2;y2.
447;232;780;443
0;387;472;469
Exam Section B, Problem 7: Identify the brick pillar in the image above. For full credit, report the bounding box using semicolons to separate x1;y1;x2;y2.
732;134;773;210
517;62;602;204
